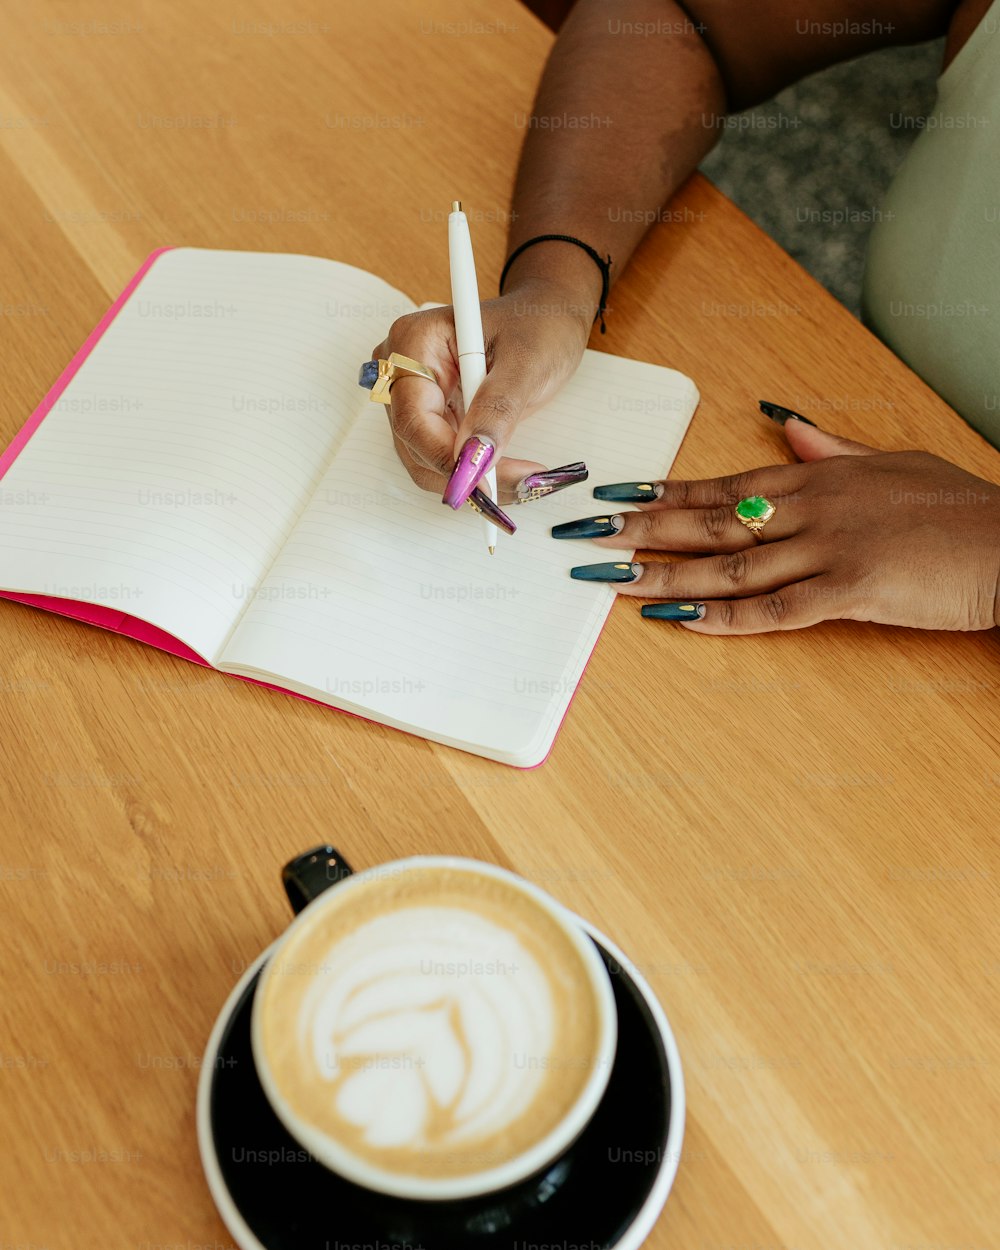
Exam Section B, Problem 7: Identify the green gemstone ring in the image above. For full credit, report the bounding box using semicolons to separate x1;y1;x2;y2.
735;495;776;537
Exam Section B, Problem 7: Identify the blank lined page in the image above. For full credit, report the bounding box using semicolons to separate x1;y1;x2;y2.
0;248;413;661
220;350;699;765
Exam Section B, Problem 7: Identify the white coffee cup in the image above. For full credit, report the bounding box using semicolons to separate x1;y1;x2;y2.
250;855;618;1201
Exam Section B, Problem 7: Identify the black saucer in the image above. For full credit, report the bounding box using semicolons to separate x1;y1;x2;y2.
206;941;673;1249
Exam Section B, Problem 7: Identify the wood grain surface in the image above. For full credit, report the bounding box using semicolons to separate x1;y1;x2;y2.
0;2;998;1248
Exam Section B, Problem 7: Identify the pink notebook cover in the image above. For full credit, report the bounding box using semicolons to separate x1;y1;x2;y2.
0;248;378;722
0;251;209;655
0;248;591;765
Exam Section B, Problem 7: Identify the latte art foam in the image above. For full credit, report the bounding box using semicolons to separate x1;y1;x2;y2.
257;866;605;1182
301;908;552;1151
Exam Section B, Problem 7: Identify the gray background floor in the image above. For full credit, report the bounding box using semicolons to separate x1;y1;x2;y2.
700;42;944;316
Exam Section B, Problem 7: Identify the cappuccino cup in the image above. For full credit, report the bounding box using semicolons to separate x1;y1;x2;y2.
250;852;618;1202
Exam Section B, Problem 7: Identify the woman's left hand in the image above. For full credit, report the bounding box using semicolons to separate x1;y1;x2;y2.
573;419;1000;634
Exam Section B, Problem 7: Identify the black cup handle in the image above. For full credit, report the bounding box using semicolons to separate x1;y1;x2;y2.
281;845;355;916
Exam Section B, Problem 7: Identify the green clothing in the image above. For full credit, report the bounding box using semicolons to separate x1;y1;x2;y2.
862;2;1000;447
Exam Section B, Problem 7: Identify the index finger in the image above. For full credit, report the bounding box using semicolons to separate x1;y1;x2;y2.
372;313;462;474
387;374;458;475
643;465;810;511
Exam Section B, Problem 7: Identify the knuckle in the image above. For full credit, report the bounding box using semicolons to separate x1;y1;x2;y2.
718;472;756;506
830;576;866;619
851;565;876;602
759;592;789;626
391;401;421;446
700;505;733;544
476;390;520;432
718;549;751;588
714;599;737;629
631;509;659;546
386;315;411;345
817;455;853;483
645;559;676;593
408;470;436;493
397;451;437;493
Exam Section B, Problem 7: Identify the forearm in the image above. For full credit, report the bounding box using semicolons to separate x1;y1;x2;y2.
502;0;957;317
503;0;726;311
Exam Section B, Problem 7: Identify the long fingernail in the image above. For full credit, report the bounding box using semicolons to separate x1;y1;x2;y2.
442;436;496;509
592;481;663;502
515;461;589;503
468;488;516;536
758;400;816;427
551;514;625;540
570;561;641;583
641;602;706;621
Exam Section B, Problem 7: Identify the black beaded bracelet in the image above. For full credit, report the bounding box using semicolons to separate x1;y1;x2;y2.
498;234;612;333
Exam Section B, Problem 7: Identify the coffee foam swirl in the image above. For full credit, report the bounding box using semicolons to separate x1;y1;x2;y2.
299;906;552;1152
258;867;604;1182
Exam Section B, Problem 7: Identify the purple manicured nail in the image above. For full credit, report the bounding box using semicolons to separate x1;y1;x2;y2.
468;487;517;536
515;461;589;503
442;436;496;509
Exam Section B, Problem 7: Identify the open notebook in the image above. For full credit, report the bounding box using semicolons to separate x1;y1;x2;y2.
0;247;698;766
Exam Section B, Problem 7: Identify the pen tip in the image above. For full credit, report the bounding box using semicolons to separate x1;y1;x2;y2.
452;200;462;213
489;546;495;556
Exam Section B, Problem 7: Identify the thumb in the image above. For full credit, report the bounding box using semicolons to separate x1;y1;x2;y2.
783;416;880;463
442;363;532;509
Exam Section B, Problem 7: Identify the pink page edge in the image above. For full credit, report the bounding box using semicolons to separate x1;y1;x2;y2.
0;246;176;479
0;247;209;661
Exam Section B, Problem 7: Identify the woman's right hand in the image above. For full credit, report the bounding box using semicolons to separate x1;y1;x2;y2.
370;276;595;505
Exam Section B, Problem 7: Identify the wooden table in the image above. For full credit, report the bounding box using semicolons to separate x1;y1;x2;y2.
1;1;998;1247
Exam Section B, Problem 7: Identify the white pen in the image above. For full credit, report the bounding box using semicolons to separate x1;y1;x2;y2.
448;200;498;555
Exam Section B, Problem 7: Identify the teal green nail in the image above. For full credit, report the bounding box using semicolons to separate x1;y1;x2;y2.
551;514;625;540
759;400;817;428
641;602;706;621
593;482;662;502
570;561;640;583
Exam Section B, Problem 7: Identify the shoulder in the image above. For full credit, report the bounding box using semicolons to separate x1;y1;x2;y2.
943;0;996;67
679;0;962;108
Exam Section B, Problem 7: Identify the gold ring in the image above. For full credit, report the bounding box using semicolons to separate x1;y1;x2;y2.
735;495;776;538
358;353;437;404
